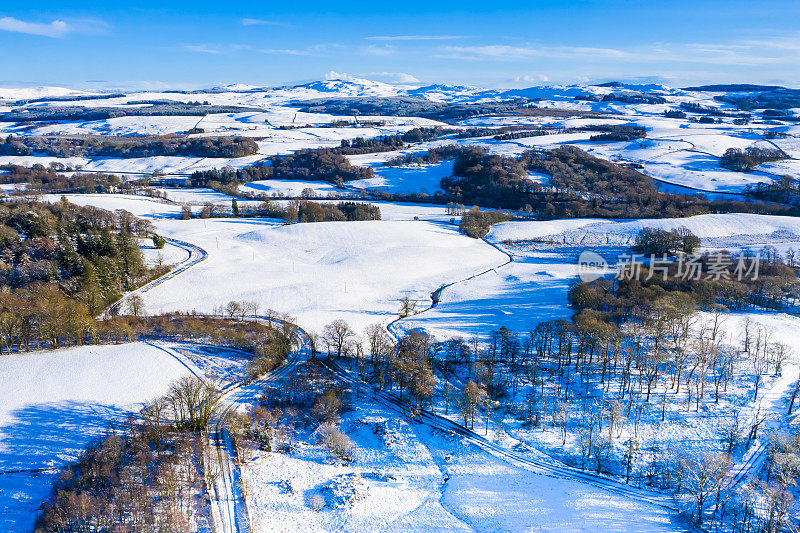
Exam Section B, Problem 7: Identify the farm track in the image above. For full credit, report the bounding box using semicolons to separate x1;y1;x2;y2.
108;237;207;316
385;236;513;339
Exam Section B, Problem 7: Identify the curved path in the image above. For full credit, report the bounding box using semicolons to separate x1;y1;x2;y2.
385;236;513;340
108;237;208;316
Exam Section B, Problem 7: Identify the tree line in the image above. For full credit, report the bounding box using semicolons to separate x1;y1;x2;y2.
0;164;125;194
0;199;172;350
0;134;259;159
180;199;381;224
437;145;800;220
0;102;262;122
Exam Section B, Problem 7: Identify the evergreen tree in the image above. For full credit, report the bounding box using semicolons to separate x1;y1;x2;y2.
80;261;103;316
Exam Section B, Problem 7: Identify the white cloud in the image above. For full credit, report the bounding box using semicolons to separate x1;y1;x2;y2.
437;39;800;67
184;44;220;54
361;44;396;56
514;74;549;83
241;18;286;27
325;70;354;81
366;35;468;41
258;48;311;56
0;17;71;38
362;72;420;84
439;45;628;61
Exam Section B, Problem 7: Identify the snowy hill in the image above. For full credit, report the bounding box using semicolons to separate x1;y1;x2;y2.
0;86;93;101
285;77;403;98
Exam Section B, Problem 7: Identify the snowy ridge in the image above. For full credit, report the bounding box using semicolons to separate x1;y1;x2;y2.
487;213;800;247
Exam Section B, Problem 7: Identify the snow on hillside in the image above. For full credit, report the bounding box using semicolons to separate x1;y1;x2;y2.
283;77;403;98
348;160;453;193
0;86;91;101
488;213;800;247
398;247;597;341
241;180;340;197
401;213;800;342
2;79;795;198
244;388;679;532
0;155;91;170
0;343;194;531
44;193;505;335
135;218;506;334
39;193;186;218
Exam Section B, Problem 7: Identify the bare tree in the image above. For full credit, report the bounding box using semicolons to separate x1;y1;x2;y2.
165;376;221;432
459;380;485;430
364;323;392;365
322;319;354;359
126;294;145;317
679;452;730;525
225;300;242;320
399;295;417;317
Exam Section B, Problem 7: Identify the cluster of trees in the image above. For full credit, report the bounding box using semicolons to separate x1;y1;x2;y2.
455;125;564;140
336;127;450;154
280;200;380;224
576;92;667;105
337;135;404;153
181;198;381;224
0;200;151;345
384;145;469;167
440;146;530;208
493;129;548;141
35;374;223;532
719;147;787;171
632;227;701;256
570;249;798;318
744;175;800;205
0;164;123;194
715;88;800;112
456;127;515;139
459;206;513;238
268;149;373;184
296;96;533;122
679;102;751;119
321;295;799;528
587;125;647;142
436;145;800;219
189;165;270;187
319;320;437;411
191;149;374;188
35;421;207;532
0;134;258;158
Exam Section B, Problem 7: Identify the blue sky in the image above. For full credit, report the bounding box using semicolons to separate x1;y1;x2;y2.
2;1;800;90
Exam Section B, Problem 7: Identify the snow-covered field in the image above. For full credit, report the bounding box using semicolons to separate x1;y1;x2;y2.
243;384;680;533
141;218;506;334
349;160;453;194
0;343;194;530
39;194;499;336
240;179;342;197
489;213;800;248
